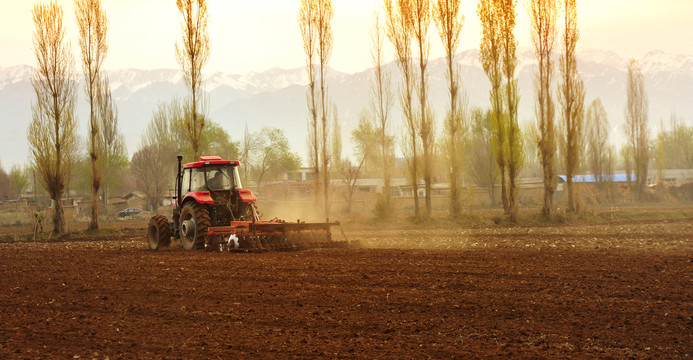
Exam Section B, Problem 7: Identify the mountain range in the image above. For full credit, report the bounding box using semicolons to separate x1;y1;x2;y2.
1;48;692;168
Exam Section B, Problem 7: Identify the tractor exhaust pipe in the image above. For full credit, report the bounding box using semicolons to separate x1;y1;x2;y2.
176;154;183;203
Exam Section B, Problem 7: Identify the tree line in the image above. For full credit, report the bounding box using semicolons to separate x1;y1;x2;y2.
22;0;299;235
298;0;691;221
18;0;693;235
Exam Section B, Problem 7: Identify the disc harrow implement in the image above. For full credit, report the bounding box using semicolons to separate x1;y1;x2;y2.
204;220;352;252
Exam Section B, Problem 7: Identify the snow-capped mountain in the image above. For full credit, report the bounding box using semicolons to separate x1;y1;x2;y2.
1;48;691;168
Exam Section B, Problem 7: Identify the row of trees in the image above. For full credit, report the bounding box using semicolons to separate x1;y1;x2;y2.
330;93;692;213
528;0;585;216
654;114;693;171
28;0;120;234
298;0;686;221
25;0;216;234
22;0;691;234
309;0;522;220
0;164;30;201
24;0;302;234
299;0;470;220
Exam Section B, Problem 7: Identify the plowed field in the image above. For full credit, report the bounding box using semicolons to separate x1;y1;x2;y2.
1;220;691;359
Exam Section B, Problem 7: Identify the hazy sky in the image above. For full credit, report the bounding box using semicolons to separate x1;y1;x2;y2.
1;0;692;74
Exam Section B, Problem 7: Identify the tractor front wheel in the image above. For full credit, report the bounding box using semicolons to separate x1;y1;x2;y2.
179;203;210;250
147;215;171;250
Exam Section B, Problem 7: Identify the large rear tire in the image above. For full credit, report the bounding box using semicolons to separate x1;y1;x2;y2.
147;215;171;250
179;203;210;250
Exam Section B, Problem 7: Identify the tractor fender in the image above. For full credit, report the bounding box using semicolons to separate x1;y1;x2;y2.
237;189;257;203
182;191;215;205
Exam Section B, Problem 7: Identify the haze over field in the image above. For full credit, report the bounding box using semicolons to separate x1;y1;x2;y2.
0;0;692;167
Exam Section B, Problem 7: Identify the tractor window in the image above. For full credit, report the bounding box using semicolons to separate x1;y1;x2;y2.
181;169;192;194
232;166;243;189
185;166;239;191
190;168;208;191
204;166;236;191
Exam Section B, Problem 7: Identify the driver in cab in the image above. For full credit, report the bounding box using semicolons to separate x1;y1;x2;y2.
208;171;224;190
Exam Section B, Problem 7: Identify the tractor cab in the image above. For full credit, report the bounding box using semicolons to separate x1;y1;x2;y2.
171;156;258;247
180;157;242;194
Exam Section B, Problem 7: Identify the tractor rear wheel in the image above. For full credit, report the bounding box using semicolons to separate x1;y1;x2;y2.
179;203;210;250
147;215;171;250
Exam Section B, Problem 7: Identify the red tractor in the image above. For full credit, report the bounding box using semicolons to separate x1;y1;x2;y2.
147;155;348;251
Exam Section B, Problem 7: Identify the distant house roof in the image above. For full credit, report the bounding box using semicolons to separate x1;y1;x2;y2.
123;191;146;199
558;174;635;183
109;197;127;205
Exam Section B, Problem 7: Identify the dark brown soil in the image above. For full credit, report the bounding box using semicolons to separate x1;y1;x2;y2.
0;220;691;359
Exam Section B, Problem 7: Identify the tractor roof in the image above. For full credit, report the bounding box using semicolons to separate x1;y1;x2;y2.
183;156;240;169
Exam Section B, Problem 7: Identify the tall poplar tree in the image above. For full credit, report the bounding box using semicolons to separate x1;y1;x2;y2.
499;0;522;221
409;0;435;217
557;0;585;212
298;0;320;208
29;2;78;235
316;0;334;219
385;0;420;217
97;75;126;208
75;0;108;230
370;10;395;216
175;0;210;160
434;0;465;215
625;59;649;201
477;0;507;213
528;0;558;216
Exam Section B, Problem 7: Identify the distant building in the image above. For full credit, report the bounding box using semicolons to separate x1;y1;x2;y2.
557;174;635;183
296;167;314;181
558;170;693;186
648;169;693;186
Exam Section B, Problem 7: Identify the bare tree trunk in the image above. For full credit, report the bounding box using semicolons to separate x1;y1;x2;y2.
410;131;420;217
88;90;100;229
507;119;521;221
321;105;329;219
500;164;508;211
488;145;497;205
53;194;65;235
